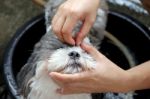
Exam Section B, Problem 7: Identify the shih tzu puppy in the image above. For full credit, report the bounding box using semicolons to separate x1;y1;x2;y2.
17;0;135;99
17;0;108;99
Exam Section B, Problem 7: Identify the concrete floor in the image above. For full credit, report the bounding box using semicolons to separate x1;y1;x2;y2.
0;0;42;63
0;0;149;98
0;0;42;97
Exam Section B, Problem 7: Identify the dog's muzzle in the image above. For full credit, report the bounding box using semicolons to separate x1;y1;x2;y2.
68;51;80;59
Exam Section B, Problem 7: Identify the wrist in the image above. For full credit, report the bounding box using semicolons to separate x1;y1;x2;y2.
118;70;135;92
115;69;146;92
125;62;150;91
112;70;132;92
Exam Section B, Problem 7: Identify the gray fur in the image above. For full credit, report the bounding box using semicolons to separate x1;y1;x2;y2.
17;0;108;98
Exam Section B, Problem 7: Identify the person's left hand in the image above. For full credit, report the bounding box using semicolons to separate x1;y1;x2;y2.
51;0;100;45
49;43;131;94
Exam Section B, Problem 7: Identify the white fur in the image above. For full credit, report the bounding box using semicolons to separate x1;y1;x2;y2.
48;46;96;73
18;0;135;98
27;46;95;99
19;0;108;98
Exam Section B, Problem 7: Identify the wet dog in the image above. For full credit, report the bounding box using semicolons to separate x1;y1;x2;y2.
17;0;108;99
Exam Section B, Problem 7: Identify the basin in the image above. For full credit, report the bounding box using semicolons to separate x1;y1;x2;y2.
2;11;150;99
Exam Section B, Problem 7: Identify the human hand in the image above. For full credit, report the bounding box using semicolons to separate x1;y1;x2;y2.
52;0;100;45
50;43;131;94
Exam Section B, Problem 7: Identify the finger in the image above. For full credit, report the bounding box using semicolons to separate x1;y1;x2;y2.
52;16;66;42
81;43;103;60
76;16;94;45
52;10;62;26
52;10;64;41
50;72;89;84
61;15;79;45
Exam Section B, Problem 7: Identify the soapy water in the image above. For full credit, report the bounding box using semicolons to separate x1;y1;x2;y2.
107;0;148;14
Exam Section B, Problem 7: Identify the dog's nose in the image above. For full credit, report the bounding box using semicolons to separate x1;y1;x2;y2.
68;51;80;59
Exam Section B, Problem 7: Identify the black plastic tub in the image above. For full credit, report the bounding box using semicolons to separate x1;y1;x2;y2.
2;11;150;99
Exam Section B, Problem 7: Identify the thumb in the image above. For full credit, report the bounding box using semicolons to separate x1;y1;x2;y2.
76;17;93;45
81;43;104;61
49;72;88;84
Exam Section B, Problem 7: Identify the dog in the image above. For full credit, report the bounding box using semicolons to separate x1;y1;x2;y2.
17;0;136;99
17;0;108;99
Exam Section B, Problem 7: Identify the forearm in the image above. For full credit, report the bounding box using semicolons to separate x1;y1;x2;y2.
126;61;150;91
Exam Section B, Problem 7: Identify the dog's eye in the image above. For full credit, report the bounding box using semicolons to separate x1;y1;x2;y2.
59;46;64;49
59;44;68;49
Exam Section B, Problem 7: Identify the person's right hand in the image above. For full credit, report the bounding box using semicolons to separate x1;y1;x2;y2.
52;0;100;45
50;43;130;94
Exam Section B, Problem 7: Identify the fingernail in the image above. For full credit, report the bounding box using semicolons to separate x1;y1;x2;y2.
71;39;75;45
49;72;56;78
49;73;53;76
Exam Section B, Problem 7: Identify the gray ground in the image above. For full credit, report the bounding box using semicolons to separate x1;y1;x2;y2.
0;0;149;98
0;0;42;97
0;0;42;63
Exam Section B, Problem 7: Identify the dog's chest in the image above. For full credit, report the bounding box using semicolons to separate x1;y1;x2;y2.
27;63;91;99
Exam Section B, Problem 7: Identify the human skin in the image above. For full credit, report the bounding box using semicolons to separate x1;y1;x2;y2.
50;0;150;94
50;43;150;94
51;0;150;45
51;0;100;45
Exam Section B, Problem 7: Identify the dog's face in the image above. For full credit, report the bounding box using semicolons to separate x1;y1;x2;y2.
47;46;96;74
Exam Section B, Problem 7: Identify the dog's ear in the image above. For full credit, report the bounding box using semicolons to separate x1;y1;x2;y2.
45;2;53;29
45;0;65;28
17;60;48;98
17;63;36;98
89;3;108;48
90;0;108;47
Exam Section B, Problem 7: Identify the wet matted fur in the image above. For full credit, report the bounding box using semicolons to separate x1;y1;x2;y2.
17;0;108;99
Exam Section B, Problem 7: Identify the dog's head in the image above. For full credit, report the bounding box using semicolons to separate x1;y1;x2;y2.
40;0;108;74
47;44;96;74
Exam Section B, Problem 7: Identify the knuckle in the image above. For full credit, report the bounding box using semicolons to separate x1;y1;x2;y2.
87;46;93;51
69;9;82;18
89;18;95;25
62;28;69;35
86;45;93;52
58;4;65;10
78;33;85;41
59;5;68;12
59;6;82;19
53;26;60;34
70;9;78;15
